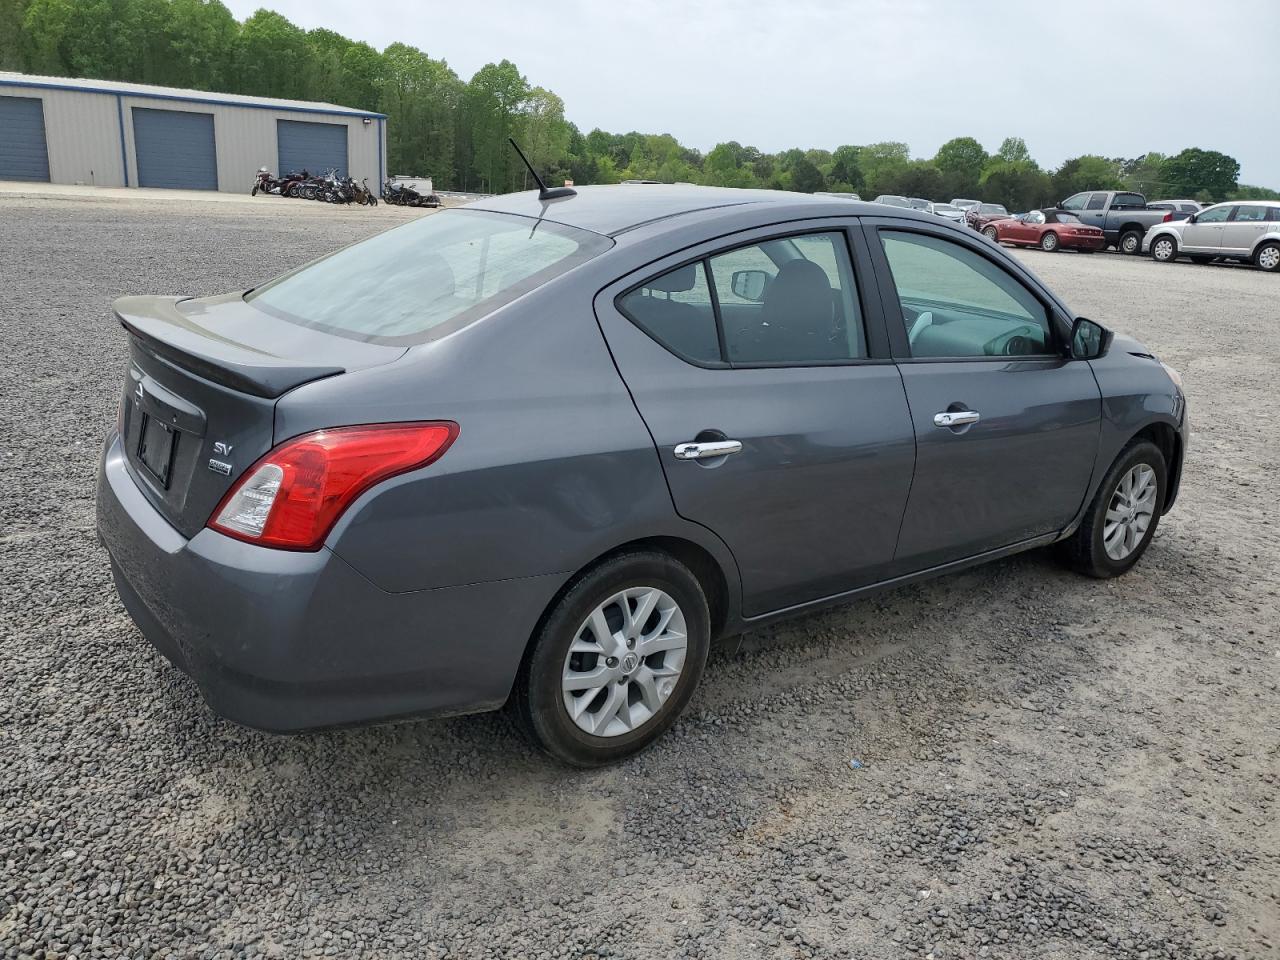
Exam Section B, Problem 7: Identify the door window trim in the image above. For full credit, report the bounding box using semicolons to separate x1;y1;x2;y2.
612;221;893;369
862;218;1071;363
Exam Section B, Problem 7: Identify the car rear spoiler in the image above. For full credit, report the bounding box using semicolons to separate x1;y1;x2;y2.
114;295;344;399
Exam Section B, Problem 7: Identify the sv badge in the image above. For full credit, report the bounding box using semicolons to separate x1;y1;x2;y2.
212;441;234;456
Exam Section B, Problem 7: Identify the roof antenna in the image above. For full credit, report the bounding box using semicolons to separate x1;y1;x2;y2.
509;138;576;200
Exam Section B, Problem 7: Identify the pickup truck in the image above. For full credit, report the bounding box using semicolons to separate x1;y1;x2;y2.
1058;191;1172;254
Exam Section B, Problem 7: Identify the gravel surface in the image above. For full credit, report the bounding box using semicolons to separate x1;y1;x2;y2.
2;196;1277;960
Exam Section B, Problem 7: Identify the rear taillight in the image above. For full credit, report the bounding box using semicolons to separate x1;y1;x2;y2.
1163;212;1174;222
209;422;458;550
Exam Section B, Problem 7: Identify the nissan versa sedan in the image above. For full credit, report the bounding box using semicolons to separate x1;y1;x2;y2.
97;186;1187;766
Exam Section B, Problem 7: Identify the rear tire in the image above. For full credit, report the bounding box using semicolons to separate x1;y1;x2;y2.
1151;235;1177;263
1057;440;1166;578
1256;242;1280;272
1040;231;1060;252
982;225;999;241
513;550;711;767
1119;230;1143;255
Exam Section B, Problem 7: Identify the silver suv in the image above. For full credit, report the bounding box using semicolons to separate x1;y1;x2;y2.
1143;200;1280;272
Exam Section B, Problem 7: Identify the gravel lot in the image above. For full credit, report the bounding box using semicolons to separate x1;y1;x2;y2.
2;195;1277;960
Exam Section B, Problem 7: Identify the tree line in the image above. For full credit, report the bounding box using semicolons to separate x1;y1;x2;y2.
3;0;1276;205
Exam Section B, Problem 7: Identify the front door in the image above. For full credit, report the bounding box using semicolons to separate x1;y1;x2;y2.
594;223;916;616
866;222;1101;570
1179;204;1232;253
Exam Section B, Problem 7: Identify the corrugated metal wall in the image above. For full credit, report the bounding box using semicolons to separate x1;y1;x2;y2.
0;81;385;193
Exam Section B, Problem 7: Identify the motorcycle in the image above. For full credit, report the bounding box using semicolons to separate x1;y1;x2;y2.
251;168;281;196
382;181;440;208
351;178;378;206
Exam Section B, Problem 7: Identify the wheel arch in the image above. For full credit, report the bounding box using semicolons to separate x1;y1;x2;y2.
513;535;735;694
1131;421;1183;513
1251;235;1280;259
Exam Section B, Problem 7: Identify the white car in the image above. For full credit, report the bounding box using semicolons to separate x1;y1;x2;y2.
928;202;966;225
1143;200;1280;272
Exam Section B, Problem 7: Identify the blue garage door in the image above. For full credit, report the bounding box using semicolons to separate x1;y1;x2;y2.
0;95;51;182
132;107;218;190
277;119;348;177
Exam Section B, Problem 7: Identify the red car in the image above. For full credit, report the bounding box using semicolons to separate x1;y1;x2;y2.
982;209;1105;253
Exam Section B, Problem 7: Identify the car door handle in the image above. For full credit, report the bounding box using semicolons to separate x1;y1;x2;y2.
934;410;981;428
674;440;743;460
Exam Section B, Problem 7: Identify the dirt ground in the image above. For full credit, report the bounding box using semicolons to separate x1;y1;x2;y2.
1;194;1276;960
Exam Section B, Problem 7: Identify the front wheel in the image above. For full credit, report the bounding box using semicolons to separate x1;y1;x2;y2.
1040;231;1060;252
982;226;999;241
1256;242;1280;272
1057;440;1166;578
1151;235;1177;263
513;551;710;766
251;184;258;196
1119;230;1143;255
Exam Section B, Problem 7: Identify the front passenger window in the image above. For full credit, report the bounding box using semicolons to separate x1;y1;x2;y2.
880;231;1053;358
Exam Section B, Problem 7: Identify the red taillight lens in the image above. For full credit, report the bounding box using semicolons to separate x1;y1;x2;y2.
208;421;458;551
1163;212;1174;222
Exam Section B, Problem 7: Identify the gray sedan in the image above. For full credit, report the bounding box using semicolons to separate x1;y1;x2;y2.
97;186;1187;765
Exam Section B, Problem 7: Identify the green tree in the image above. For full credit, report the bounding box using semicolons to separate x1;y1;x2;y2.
1231;184;1280;201
23;0;140;79
463;60;529;193
858;141;910;191
1051;155;1123;200
1160;148;1240;202
828;145;864;192
993;136;1032;166
1121;152;1168;198
933;136;987;198
0;0;31;69
518;86;571;186
980;162;1052;210
379;43;460;185
788;153;826;193
234;8;312;99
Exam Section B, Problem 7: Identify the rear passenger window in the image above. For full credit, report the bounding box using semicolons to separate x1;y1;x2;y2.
1231;205;1268;222
880;231;1052;358
617;262;720;363
710;232;864;363
619;231;867;366
1086;194;1107;210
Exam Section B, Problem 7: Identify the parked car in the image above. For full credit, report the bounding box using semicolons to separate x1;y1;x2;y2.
907;198;931;211
981;209;1105;252
1144;200;1280;271
873;195;913;208
1148;199;1201;221
965;203;1011;231
96;186;1186;766
928;202;966;225
1058;191;1170;254
951;198;980;213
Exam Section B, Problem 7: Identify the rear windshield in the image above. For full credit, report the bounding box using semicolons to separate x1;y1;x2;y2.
980;204;1008;215
1112;193;1147;208
248;209;612;345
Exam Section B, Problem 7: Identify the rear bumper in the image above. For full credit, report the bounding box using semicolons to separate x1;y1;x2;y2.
96;432;561;732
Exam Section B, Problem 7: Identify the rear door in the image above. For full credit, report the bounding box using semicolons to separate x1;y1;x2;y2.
1220;203;1269;255
1179;204;1232;253
594;220;916;616
865;219;1101;570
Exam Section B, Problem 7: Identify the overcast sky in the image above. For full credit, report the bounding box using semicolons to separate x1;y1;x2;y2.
223;0;1279;186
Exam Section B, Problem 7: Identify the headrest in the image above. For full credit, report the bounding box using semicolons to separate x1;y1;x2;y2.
646;264;697;294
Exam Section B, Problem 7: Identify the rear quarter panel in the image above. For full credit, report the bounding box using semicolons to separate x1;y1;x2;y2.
272;275;741;602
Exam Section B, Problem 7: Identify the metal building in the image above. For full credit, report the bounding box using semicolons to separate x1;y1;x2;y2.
0;72;386;192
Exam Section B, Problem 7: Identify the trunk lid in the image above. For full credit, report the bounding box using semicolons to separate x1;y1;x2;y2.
115;293;405;538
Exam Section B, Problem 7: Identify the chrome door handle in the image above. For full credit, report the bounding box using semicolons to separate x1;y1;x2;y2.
934;410;981;428
674;440;743;460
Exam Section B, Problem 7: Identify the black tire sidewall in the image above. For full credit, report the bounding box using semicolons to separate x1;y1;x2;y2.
1083;441;1167;577
519;552;710;767
1257;243;1280;272
1120;231;1142;255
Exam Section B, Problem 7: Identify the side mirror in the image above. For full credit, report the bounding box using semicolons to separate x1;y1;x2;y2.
731;269;770;302
1070;317;1113;361
1186;213;1198;224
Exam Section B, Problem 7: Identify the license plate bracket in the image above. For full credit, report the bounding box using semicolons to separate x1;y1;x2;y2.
138;413;177;488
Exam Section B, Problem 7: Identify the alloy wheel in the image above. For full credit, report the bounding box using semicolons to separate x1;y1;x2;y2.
1041;233;1058;252
561;587;688;737
983;227;998;240
1103;464;1157;561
